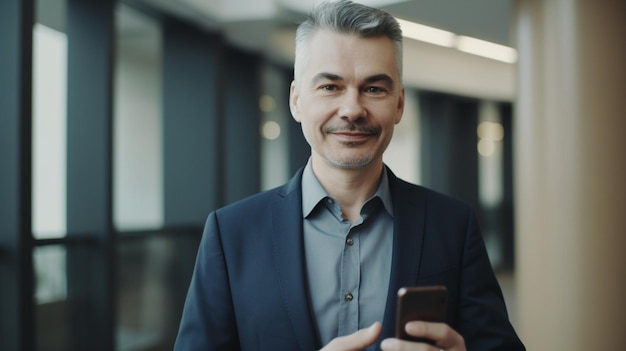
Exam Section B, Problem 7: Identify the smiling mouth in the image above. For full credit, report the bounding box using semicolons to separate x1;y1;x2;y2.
323;122;381;145
329;130;381;148
333;131;372;142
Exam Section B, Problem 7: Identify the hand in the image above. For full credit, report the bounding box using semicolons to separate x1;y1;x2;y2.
380;321;466;351
319;322;382;351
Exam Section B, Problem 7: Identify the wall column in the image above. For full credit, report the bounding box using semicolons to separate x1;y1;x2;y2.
222;48;262;204
514;1;626;349
65;0;116;349
419;92;480;213
0;0;34;350
162;19;223;226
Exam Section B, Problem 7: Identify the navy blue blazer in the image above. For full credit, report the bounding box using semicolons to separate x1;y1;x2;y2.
174;168;525;350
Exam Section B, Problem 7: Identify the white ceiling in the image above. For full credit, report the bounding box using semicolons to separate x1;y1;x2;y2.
127;0;513;57
38;0;517;100
133;0;517;99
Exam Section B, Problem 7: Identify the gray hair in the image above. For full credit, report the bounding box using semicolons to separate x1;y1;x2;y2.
294;0;403;79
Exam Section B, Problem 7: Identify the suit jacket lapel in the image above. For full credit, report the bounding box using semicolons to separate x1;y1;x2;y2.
380;170;428;340
270;169;320;350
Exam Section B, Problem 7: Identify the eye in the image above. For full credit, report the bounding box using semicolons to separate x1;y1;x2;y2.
363;86;386;94
320;84;338;91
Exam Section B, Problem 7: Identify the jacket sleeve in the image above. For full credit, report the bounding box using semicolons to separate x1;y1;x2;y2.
173;212;241;351
457;207;525;351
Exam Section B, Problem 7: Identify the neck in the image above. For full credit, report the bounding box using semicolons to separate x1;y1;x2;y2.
311;157;383;222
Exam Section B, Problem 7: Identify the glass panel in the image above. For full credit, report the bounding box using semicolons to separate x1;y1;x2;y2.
32;0;68;239
478;101;505;268
116;232;201;351
34;245;70;351
260;64;290;190
34;245;67;303
114;4;164;231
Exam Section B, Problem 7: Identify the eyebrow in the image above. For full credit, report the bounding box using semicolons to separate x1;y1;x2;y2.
311;72;343;86
311;72;395;88
364;74;395;87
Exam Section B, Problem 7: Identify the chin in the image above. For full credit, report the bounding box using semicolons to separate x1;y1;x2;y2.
325;155;375;169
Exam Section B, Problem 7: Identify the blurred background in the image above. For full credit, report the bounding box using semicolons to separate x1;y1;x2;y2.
1;0;624;350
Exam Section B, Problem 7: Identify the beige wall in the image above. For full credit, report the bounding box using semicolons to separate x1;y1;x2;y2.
514;0;626;349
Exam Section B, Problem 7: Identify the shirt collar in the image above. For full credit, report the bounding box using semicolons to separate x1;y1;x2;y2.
301;158;394;218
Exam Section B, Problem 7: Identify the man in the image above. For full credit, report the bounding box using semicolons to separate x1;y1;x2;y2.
174;1;525;350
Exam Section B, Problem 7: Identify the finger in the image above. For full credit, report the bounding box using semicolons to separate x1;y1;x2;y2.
321;322;382;351
380;337;440;351
404;321;465;350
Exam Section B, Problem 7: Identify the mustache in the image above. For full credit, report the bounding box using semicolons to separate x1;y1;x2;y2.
323;122;381;135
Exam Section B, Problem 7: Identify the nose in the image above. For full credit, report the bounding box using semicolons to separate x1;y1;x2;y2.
337;89;366;121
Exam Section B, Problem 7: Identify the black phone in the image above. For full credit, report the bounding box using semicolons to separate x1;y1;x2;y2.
395;286;448;344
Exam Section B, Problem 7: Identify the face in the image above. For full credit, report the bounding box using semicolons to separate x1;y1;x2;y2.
290;30;405;170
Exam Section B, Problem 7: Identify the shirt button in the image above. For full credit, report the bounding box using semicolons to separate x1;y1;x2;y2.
346;237;354;246
344;292;354;301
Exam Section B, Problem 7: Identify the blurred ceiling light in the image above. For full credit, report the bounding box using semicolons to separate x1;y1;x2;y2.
259;95;275;113
477;138;495;157
477;121;504;141
262;121;281;140
396;18;455;47
396;18;518;64
456;35;518;63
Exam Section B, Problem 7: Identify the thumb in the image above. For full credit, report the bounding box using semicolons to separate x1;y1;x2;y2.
321;322;382;351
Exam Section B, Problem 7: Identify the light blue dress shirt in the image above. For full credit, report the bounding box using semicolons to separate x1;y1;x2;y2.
301;161;394;350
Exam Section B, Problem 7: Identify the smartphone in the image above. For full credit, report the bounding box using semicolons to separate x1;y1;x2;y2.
395;286;448;344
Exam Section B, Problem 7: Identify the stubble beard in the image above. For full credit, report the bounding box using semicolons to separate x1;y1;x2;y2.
324;152;376;169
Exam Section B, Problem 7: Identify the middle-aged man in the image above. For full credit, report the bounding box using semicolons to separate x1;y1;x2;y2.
174;1;525;350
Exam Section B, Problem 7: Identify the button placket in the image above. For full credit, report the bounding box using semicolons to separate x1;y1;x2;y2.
338;226;360;336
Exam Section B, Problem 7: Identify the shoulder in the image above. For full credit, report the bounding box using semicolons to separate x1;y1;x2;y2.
213;169;303;221
387;169;473;217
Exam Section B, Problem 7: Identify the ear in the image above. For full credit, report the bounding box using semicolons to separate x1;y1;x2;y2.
395;87;405;124
289;80;301;123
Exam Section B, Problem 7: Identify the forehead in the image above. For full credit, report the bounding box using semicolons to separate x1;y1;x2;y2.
297;30;399;82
